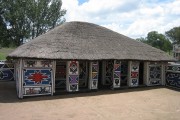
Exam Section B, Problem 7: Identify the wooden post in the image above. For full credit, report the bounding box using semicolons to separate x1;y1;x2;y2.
143;62;149;86
66;60;79;92
89;61;98;90
19;59;23;98
53;60;56;93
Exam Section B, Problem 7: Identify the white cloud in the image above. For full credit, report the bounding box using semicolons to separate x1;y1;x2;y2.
62;0;180;39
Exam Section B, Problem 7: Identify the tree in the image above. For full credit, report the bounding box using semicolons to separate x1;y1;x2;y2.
26;0;66;39
0;0;9;47
1;0;66;47
136;37;147;43
136;31;172;53
165;26;180;44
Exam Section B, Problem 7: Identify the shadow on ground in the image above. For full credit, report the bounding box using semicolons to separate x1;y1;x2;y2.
0;81;176;103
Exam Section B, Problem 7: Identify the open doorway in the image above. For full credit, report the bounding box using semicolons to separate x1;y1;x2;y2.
98;60;114;89
121;61;128;87
55;61;66;90
139;62;144;85
79;61;89;90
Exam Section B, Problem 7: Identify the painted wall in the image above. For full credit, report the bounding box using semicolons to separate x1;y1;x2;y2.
128;61;140;87
112;60;121;88
166;64;180;88
11;59;173;98
0;60;14;81
66;61;79;92
89;61;98;89
15;59;55;98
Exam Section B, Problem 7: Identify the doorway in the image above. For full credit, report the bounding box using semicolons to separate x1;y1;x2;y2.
79;61;89;89
121;61;128;87
55;61;66;90
139;62;144;85
98;60;114;89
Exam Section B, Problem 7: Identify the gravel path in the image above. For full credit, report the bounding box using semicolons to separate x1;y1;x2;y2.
0;81;180;120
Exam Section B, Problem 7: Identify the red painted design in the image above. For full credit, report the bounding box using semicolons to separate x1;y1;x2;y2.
131;72;138;78
70;61;77;67
28;71;48;83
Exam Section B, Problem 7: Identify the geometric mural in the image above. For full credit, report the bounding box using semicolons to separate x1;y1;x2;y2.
166;65;180;89
23;69;52;85
67;61;79;92
12;59;54;98
129;61;139;87
148;65;161;85
21;59;54;97
24;86;51;95
24;60;52;68
0;61;14;81
89;61;98;89
0;69;14;81
166;72;180;88
112;60;121;88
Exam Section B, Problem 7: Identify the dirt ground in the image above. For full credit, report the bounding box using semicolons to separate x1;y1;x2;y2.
0;81;180;120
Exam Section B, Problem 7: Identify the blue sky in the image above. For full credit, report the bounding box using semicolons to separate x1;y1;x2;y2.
78;0;88;5
62;0;180;38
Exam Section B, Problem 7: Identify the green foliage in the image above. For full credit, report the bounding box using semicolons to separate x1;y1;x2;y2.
0;0;66;47
136;31;173;53
0;53;6;60
165;26;180;44
136;37;147;44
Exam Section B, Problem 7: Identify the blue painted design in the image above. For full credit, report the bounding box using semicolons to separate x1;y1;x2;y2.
132;79;138;85
149;66;161;79
24;69;52;85
69;75;79;84
0;64;4;68
0;69;14;80
166;72;180;88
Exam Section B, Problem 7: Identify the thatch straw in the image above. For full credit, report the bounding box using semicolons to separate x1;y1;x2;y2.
8;21;175;61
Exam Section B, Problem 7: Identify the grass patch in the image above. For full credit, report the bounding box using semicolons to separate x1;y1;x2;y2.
0;53;6;60
0;47;16;60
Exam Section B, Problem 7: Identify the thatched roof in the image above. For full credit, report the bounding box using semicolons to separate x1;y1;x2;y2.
8;21;175;61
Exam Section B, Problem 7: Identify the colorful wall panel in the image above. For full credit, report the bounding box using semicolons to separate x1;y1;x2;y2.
22;59;54;97
0;60;14;81
23;60;53;68
24;69;52;85
66;61;79;92
24;86;52;95
166;65;180;88
89;61;98;89
112;60;121;88
148;64;162;86
128;61;139;87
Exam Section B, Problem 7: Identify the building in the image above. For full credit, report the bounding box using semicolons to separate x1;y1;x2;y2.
173;44;180;61
7;22;175;98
